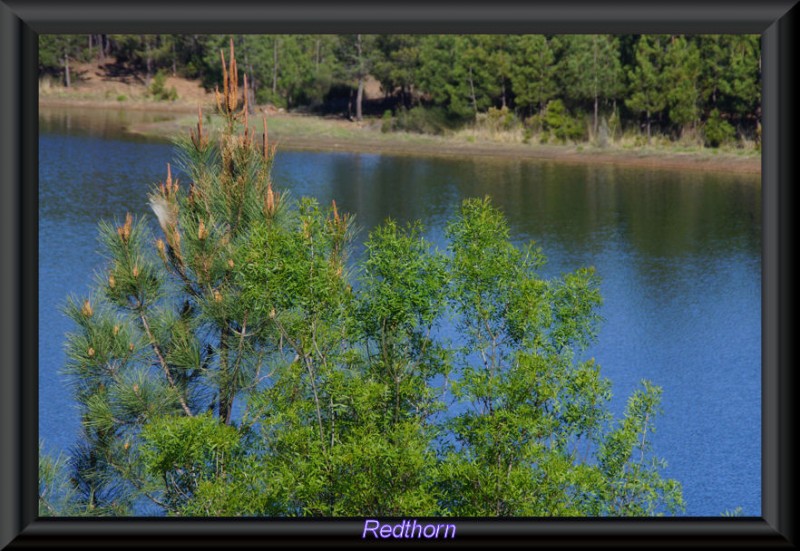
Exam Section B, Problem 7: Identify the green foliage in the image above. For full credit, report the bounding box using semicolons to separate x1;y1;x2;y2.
664;36;701;134
393;106;452;135
372;35;422;107
510;35;557;116
541;100;586;143
703;108;736;147
38;33;761;144
482;106;518;133
626;35;668;139
141;413;241;511
39;442;88;516
148;70;178;101
381;109;394;133
556;35;625;134
48;44;688;519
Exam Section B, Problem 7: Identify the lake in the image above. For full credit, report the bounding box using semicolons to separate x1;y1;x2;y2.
39;106;761;517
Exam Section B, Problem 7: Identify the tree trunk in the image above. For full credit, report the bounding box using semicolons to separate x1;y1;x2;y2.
63;49;71;88
468;66;478;119
272;39;279;95
594;95;599;137
646;110;651;142
356;77;364;121
355;34;364;121
144;36;153;88
248;64;256;112
592;35;599;136
348;88;353;119
242;42;255;113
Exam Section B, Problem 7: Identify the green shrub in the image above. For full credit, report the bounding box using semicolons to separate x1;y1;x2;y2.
542;100;586;143
380;110;394;134
522;127;532;144
256;89;287;109
703;109;735;148
484;106;517;132
148;70;178;102
394;106;450;135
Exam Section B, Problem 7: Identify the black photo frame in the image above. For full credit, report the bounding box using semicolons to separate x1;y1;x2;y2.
1;1;796;548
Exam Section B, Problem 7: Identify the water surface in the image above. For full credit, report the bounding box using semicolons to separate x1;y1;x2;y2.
39;106;761;516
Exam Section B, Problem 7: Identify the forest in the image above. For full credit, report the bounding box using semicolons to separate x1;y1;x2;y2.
39;34;761;148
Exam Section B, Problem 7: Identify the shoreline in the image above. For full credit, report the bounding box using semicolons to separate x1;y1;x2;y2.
39;99;761;175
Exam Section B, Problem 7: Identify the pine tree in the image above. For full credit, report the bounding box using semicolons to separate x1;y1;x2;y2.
510;35;558;118
626;35;668;142
372;34;422;108
557;35;625;137
664;35;702;138
62;39;280;513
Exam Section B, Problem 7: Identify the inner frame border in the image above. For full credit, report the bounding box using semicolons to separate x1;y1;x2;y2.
1;1;795;548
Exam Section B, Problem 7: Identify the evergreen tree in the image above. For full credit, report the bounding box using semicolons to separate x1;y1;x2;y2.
664;35;702;137
61;39;278;513
478;35;515;109
557;35;625;136
414;35;451;107
724;35;761;132
372;34;422;107
626;35;668;142
38;34;84;87
510;35;558;118
337;34;376;120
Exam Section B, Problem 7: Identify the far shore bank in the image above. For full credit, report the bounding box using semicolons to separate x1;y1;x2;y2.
39;99;761;176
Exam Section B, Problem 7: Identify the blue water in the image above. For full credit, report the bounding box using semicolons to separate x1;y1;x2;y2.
39;107;761;516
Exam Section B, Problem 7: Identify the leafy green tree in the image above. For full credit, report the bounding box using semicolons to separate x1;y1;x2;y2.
695;34;759;144
232;214;449;516
436;198;682;516
626;35;668;142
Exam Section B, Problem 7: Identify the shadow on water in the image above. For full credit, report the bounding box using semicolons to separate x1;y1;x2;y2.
39;105;177;143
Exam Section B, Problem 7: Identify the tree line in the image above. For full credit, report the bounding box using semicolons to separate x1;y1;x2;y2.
39;34;760;146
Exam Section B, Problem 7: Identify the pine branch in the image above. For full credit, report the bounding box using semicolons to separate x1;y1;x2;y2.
138;310;193;417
